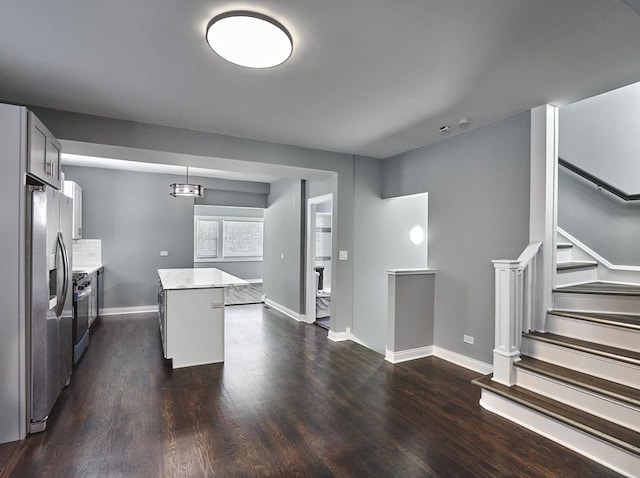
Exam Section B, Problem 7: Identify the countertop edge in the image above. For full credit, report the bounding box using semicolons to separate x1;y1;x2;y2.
73;264;104;276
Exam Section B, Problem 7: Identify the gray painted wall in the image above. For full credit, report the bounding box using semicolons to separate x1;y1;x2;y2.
0;104;26;443
63;166;267;309
558;82;640;266
387;273;435;353
382;112;531;364
263;179;305;313
30;107;356;334
307;176;335;199
352;156;428;353
558;168;640;265
559;81;640;194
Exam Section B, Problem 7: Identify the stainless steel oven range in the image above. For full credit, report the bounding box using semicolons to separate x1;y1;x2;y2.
72;272;91;363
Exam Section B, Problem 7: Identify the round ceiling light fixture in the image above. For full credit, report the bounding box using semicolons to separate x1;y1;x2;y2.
206;11;293;68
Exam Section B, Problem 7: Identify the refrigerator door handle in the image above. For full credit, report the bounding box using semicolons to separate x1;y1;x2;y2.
55;231;70;317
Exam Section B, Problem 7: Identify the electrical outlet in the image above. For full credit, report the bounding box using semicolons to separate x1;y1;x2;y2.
160;251;169;257
463;335;474;344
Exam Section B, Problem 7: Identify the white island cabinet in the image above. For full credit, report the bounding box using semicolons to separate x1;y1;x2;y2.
157;268;247;368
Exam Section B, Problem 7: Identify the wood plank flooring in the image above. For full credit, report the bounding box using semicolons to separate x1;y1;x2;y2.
0;304;625;477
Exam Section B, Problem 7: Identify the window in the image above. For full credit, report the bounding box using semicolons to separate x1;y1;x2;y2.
194;216;263;262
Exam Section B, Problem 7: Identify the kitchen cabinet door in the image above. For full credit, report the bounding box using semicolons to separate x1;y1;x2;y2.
27;112;62;190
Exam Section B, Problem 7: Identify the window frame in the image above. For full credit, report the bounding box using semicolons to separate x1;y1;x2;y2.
194;215;264;263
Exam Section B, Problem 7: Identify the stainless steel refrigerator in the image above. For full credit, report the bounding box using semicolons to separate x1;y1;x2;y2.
26;184;73;433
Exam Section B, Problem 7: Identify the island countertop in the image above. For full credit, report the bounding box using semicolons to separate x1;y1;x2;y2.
158;268;248;290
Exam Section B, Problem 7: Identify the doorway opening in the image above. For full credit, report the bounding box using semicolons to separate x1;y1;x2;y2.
306;194;333;330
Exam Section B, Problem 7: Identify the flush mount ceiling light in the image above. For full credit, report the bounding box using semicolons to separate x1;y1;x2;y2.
170;167;204;198
206;11;293;68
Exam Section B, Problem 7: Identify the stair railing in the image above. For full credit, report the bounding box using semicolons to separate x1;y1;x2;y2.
559;158;640;201
492;241;542;386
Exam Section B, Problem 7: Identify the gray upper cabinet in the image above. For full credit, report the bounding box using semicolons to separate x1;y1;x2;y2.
27;111;61;190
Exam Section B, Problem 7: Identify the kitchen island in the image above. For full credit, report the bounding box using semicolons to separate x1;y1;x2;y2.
157;268;247;368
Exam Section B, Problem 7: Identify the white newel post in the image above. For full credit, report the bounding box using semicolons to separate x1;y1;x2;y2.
492;260;521;386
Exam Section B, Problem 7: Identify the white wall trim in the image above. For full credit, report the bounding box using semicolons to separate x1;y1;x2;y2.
328;327;351;342
530;104;559;332
100;305;158;316
264;298;306;322
327;327;372;350
433;346;494;375
385;346;434;363
329;334;492;374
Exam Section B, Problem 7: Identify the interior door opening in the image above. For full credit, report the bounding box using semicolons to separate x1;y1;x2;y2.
306;194;333;329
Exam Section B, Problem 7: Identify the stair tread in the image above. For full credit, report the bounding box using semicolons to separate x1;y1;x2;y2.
550;309;640;330
524;331;640;365
556;261;598;271
473;375;640;455
555;281;640;296
516;356;640;407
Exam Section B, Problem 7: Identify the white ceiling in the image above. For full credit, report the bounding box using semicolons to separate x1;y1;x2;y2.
2;0;640;161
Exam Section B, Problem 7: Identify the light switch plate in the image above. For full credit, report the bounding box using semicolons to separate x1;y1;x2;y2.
339;250;348;260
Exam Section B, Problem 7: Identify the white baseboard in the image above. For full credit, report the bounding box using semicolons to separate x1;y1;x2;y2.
329;333;492;374
433;346;493;375
264;298;307;323
385;346;434;364
327;328;370;349
328;327;351;342
100;305;158;316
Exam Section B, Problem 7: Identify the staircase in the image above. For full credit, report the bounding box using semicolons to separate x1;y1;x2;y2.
476;241;640;477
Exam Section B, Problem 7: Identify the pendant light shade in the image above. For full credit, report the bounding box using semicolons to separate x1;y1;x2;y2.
170;167;204;198
206;11;293;68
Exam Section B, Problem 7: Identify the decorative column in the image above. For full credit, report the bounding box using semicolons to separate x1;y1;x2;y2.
492;260;521;386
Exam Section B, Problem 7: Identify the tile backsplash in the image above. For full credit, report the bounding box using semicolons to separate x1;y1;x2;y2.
73;239;102;269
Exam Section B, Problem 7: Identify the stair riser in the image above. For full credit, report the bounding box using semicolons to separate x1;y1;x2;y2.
557;248;573;263
555;268;597;287
547;314;640;350
553;293;640;315
515;368;640;433
479;390;640;478
522;338;640;389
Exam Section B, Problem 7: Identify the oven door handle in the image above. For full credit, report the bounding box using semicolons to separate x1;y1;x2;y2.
75;286;92;301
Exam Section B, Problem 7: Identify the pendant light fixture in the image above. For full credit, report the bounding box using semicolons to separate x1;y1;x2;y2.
170;166;204;198
206;11;293;68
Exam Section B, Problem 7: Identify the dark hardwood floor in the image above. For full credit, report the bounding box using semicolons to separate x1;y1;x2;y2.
0;304;624;477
